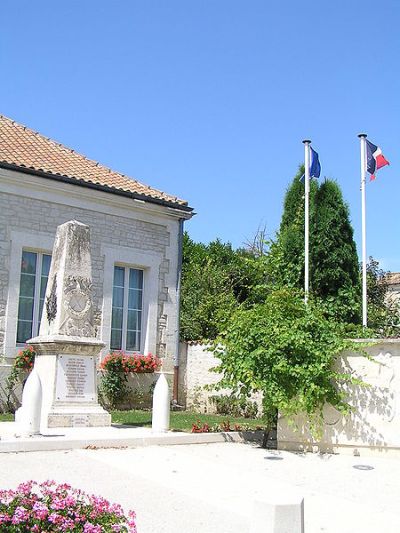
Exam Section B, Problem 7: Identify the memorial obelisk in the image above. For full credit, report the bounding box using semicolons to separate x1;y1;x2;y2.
28;220;111;430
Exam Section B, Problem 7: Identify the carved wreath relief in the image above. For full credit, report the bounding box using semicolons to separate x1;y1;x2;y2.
60;276;95;337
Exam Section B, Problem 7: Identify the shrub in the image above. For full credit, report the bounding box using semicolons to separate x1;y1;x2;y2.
99;352;161;408
213;288;365;434
210;394;258;418
0;479;136;532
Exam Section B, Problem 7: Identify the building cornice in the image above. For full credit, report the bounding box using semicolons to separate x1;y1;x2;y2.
0;166;194;222
0;162;194;219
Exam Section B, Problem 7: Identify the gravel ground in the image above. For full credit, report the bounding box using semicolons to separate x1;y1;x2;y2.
1;442;399;532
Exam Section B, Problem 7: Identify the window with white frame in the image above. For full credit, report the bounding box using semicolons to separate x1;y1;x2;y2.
16;251;51;344
111;265;144;351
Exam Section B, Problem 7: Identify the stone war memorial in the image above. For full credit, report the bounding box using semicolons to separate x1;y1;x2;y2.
17;220;111;433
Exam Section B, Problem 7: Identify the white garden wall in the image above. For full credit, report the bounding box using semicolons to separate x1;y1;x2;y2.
278;339;400;456
179;342;263;414
180;342;223;411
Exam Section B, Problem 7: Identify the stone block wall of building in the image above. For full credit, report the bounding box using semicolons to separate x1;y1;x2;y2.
0;168;185;408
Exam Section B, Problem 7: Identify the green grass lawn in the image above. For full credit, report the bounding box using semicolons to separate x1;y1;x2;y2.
112;410;269;432
0;410;269;432
0;413;14;422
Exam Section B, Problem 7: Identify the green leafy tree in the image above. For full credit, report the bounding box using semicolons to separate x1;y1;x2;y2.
268;169;360;323
312;181;359;294
180;234;234;341
213;288;362;432
180;232;272;341
311;180;361;323
267;166;318;288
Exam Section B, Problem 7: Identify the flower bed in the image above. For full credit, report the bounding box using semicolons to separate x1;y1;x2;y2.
0;480;136;532
99;352;161;374
99;352;161;409
191;419;266;433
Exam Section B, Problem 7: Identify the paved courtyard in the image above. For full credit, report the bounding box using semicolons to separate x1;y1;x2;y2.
1;442;399;533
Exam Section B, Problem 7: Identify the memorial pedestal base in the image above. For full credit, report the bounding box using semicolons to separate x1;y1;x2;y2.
47;406;111;428
28;336;111;431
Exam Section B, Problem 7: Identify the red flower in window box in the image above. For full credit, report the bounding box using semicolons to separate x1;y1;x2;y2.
99;351;161;374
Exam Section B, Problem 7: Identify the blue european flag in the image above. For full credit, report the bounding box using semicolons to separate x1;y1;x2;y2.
300;146;321;181
309;147;321;178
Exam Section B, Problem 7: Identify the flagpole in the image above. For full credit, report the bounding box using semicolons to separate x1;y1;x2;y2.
358;133;368;327
303;139;311;303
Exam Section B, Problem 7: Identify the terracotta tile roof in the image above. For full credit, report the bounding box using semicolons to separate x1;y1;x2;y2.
0;114;190;209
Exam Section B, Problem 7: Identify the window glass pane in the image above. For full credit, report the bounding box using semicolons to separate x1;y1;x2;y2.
20;274;35;298
110;329;122;350
126;330;140;351
18;298;34;321
41;254;51;277
21;251;37;274
112;286;124;309
113;266;125;287
38;298;45;327
111;266;143;352
17;320;33;344
37;255;51;335
128;289;142;311
17;251;52;344
127;310;139;331
111;308;123;330
40;257;51;299
129;269;143;290
40;278;47;299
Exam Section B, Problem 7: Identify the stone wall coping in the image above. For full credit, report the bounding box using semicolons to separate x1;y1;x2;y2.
183;339;400;350
350;338;400;344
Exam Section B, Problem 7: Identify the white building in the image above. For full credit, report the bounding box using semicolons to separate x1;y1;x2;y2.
0;114;193;404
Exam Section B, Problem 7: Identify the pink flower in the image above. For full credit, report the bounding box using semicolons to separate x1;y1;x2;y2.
11;506;30;524
32;501;48;520
0;513;10;524
60;517;75;531
0;480;137;531
83;522;102;533
48;512;63;525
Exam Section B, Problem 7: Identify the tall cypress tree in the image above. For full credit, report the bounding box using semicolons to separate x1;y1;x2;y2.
268;166;317;289
269;170;361;323
311;180;360;297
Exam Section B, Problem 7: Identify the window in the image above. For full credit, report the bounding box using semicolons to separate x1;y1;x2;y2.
16;251;51;344
110;266;144;351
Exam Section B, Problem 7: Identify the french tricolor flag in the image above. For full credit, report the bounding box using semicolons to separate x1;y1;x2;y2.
366;139;390;181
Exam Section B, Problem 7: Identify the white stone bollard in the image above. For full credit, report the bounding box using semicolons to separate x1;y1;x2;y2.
152;373;170;433
250;494;304;533
15;368;42;437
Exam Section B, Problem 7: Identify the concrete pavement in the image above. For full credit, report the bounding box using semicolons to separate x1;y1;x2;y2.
1;443;399;532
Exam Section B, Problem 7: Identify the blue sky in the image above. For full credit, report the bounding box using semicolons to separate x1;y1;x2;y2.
1;1;399;270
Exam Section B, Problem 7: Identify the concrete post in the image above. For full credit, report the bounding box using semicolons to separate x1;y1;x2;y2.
152;373;170;432
250;494;304;533
15;368;42;436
